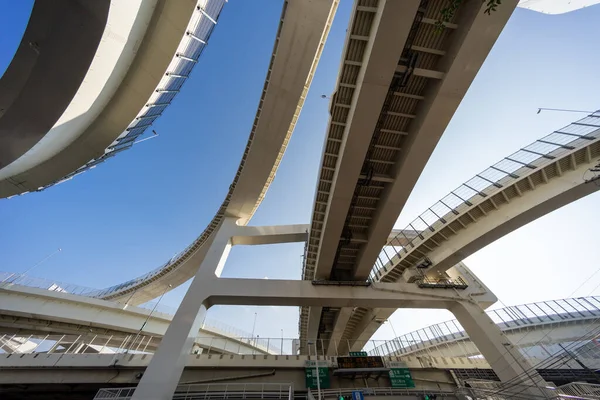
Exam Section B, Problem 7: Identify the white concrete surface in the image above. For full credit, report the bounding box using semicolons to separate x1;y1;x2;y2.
0;0;158;180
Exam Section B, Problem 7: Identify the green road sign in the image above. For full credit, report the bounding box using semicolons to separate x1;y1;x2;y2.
349;351;368;357
305;361;330;389
388;361;415;388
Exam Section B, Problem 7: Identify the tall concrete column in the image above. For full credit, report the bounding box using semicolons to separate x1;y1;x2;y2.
450;301;549;398
132;218;238;400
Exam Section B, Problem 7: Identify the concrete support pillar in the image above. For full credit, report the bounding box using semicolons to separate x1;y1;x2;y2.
450;301;549;397
132;218;238;400
326;307;352;356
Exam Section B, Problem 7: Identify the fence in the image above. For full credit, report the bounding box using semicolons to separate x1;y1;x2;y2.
309;387;458;399
94;382;600;400
369;297;600;359
95;383;294;400
0;271;102;296
458;380;600;400
0;332;279;357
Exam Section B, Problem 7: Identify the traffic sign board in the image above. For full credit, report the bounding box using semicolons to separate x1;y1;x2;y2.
388;361;415;388
305;361;330;389
349;351;368;357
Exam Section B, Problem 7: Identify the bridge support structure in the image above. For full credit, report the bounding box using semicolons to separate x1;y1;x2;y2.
131;219;548;399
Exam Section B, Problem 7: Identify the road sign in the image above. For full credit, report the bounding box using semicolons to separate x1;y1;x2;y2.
305;361;330;389
352;391;364;400
337;356;384;369
388;361;415;388
349;351;368;357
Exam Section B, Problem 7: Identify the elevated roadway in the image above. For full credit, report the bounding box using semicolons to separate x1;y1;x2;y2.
301;0;519;351
0;0;227;197
368;296;600;359
342;114;600;352
375;115;600;280
0;284;272;356
90;0;339;305
0;0;110;171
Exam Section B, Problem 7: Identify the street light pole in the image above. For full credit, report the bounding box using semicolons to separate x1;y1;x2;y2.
250;312;258;346
386;319;398;338
22;248;62;276
308;340;321;400
3;248;64;284
385;319;400;353
126;284;172;355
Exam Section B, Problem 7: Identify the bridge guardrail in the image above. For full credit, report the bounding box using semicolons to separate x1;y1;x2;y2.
368;296;600;358
371;112;600;281
95;383;294;400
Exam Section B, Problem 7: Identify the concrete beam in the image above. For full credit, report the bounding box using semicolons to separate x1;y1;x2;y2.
105;223;308;305
332;263;497;353
0;353;505;393
313;0;421;281
230;224;308;246
207;278;460;309
351;0;519;280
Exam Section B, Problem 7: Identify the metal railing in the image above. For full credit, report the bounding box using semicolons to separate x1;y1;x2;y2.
309;387;456;399
0;331;276;356
0;271;101;296
95;383;294;400
31;0;227;194
371;112;600;281
0;271;253;331
556;382;600;399
0;271;177;315
369;296;600;358
4;333;600;374
458;380;600;400
5;269;600;359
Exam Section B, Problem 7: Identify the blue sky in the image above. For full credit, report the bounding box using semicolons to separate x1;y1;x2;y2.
1;1;600;342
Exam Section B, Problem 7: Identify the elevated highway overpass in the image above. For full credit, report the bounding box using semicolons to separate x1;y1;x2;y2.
0;0;226;198
85;0;340;306
0;283;275;356
2;295;600;399
0;0;339;304
335;112;600;352
3;1;600;398
301;0;520;352
1;350;599;400
368;296;600;359
374;114;600;281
